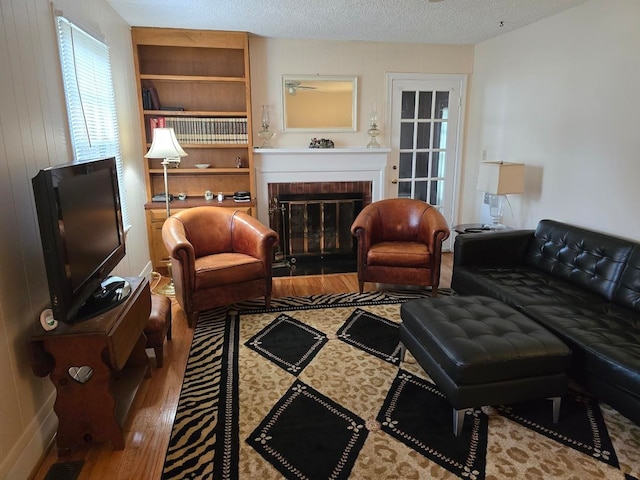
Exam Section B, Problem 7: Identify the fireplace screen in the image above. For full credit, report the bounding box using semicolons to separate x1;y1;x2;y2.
270;193;363;262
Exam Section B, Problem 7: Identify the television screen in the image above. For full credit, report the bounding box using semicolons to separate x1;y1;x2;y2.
33;157;129;323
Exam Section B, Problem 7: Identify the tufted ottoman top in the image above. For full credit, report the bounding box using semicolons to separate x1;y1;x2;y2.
401;296;572;385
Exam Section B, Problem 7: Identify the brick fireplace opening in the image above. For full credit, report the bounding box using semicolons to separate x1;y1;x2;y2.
267;181;372;275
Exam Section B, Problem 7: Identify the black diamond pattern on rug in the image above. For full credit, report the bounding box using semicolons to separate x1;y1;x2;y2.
247;380;368;480
496;389;619;468
245;314;328;375
378;370;488;480
336;308;403;364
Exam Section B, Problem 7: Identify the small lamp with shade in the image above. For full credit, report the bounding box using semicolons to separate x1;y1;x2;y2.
477;161;525;230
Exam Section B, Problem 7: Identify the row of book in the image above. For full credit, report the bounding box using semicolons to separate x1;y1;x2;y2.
148;116;248;144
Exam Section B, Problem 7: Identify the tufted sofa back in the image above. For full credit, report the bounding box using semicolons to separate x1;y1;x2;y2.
614;246;640;311
524;219;635;302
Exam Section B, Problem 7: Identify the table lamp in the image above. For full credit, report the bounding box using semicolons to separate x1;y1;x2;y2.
477;161;524;229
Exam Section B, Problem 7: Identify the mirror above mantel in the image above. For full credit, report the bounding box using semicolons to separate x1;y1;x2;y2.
281;75;358;132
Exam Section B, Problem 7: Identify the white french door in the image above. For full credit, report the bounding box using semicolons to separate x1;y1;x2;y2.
386;74;466;251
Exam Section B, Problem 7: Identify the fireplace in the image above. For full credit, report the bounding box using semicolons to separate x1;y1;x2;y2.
254;147;390;273
268;183;367;265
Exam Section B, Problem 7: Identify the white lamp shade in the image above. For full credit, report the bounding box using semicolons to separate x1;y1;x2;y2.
477;162;525;195
144;128;188;159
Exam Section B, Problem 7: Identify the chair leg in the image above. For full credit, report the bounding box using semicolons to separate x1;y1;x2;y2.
431;286;438;297
154;346;164;368
550;396;562;423
265;294;272;308
358;281;364;294
398;342;406;363
187;311;199;329
453;408;468;436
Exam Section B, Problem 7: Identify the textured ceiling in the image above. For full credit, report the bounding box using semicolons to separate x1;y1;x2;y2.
106;0;588;45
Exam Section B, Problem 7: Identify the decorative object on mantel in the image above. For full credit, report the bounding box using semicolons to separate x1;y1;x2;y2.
309;138;335;148
257;105;275;148
367;102;381;148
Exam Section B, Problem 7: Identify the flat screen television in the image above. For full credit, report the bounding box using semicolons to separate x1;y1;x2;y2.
32;157;130;324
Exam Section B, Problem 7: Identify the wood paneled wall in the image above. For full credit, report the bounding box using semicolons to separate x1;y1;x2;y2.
0;1;149;478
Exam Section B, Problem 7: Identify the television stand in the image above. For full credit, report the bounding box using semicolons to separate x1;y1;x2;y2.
28;276;151;455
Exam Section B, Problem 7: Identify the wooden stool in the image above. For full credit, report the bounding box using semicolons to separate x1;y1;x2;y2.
145;293;172;367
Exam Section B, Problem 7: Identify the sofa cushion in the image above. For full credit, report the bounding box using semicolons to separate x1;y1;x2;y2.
522;303;640;401
524;220;634;301
452;265;609;310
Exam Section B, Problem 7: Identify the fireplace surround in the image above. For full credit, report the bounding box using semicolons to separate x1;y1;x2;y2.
254;147;390;225
255;148;390;272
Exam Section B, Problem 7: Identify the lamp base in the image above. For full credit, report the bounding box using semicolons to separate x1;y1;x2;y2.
155;262;176;297
257;129;274;148
155;279;175;296
483;222;507;230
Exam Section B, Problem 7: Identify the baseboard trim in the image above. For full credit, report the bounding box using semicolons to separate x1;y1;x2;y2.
2;389;57;480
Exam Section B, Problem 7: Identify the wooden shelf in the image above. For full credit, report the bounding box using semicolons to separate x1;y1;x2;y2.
140;73;246;83
133;28;255;271
145;198;255;209
149;168;249;174
143;110;247;117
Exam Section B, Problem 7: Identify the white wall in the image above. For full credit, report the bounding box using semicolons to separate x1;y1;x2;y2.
462;0;640;240
0;1;148;478
249;38;474;148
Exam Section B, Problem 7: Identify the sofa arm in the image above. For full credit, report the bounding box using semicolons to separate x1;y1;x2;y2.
453;229;535;267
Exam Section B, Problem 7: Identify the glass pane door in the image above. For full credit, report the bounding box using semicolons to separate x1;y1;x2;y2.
388;75;466;251
398;90;449;207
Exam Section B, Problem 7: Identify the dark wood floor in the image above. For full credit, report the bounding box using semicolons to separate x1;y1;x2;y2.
32;253;453;480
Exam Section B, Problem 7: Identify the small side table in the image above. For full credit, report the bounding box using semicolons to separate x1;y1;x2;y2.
454;223;512;235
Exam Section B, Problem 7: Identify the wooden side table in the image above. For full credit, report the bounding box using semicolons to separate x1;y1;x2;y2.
28;276;151;455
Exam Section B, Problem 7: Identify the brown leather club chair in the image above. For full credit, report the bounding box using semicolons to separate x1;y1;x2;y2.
162;206;279;328
350;198;450;295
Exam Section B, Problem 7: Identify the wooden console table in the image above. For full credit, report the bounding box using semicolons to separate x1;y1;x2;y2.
28;276;151;455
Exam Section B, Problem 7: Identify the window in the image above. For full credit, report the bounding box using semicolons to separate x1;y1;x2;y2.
55;15;130;230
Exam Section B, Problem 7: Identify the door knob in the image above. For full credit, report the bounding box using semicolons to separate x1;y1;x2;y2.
392;165;397;170
391;179;398;184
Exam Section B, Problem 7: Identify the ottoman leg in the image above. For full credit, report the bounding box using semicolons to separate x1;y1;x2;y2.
398;342;406;363
453;408;470;437
551;396;562;423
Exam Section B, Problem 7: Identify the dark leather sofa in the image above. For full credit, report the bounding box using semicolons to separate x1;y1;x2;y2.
451;219;640;426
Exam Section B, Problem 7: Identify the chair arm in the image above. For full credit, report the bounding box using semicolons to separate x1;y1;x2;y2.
162;217;197;291
453;229;535;267
230;213;279;263
351;206;380;267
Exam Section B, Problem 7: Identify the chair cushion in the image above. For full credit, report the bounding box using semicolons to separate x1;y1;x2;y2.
367;241;431;268
195;253;265;289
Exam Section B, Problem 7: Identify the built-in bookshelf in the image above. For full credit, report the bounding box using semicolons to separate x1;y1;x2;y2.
131;28;255;271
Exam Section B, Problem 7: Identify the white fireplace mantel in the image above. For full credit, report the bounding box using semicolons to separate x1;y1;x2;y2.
253;147;391;225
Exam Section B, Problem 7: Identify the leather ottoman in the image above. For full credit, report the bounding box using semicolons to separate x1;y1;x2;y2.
399;295;572;435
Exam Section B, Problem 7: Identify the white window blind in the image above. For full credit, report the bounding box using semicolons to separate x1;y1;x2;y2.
55;15;131;231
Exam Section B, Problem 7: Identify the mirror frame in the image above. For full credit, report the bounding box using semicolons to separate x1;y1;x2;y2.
281;75;358;132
